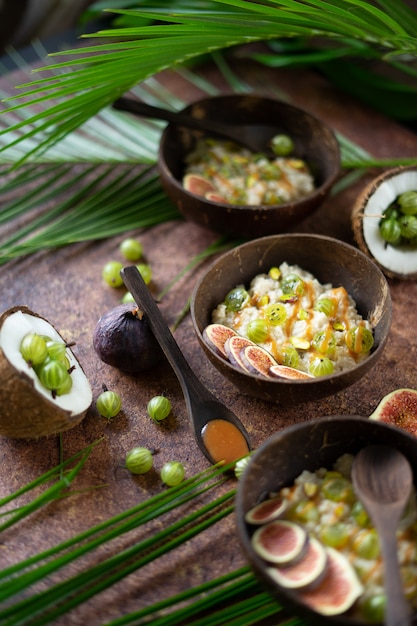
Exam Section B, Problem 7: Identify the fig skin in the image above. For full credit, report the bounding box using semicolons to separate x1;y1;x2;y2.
369;388;417;437
93;303;164;375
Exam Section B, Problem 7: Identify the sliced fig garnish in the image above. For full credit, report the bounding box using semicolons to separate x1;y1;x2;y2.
240;344;278;377
205;191;228;203
369;388;417;437
269;364;314;380
224;335;255;372
298;547;363;616
251;520;308;565
267;537;328;590
203;324;237;359
183;173;215;197
245;496;287;525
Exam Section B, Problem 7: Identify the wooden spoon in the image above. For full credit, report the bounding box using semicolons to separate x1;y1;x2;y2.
352;444;413;626
120;265;251;467
113;96;279;156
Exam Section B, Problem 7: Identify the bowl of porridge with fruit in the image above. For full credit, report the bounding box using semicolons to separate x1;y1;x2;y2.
236;416;417;625
158;94;340;238
190;234;391;405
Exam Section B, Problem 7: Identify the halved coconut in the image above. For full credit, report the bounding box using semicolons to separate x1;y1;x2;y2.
245;496;288;525
267;536;328;590
352;165;417;280
0;306;92;438
298;547;363;616
251;520;308;565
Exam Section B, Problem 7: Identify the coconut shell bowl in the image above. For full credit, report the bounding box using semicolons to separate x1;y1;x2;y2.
235;415;417;625
158;94;340;238
190;234;392;405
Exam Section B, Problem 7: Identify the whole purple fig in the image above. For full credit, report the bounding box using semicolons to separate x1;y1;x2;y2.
93;303;163;375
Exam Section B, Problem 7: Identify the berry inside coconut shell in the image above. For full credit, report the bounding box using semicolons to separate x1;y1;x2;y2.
352;165;417;280
0;306;92;438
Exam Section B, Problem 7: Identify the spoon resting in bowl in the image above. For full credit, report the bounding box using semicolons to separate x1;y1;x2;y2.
352;444;413;626
113;96;280;157
121;265;251;468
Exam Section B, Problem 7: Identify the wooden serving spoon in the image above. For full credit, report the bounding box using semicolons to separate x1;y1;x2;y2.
113;96;280;156
352;444;413;626
120;265;251;467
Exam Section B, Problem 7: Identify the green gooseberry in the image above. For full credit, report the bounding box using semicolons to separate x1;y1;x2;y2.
309;356;334;377
96;389;122;419
136;263;152;285
379;217;402;244
38;359;71;392
125;447;153;474
147;395;172;422
20;332;48;366
398;190;417;215
399;214;417;239
161;461;185;486
270;134;294;157
120;237;144;261
102;261;124;287
224;286;249;312
345;326;374;353
246;319;269;343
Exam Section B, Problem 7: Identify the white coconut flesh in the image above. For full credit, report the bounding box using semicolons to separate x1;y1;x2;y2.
362;170;417;276
0;310;92;415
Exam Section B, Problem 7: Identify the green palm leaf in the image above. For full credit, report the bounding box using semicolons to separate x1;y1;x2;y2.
1;0;417;162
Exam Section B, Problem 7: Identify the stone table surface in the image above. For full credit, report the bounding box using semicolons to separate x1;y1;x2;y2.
0;49;417;625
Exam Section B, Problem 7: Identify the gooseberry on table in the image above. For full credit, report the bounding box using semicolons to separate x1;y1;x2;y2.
147;395;172;422
161;461;185;486
102;261;124;287
96;389;122;419
119;238;143;262
125;447;154;474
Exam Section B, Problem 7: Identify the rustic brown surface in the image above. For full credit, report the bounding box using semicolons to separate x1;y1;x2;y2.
1;50;417;624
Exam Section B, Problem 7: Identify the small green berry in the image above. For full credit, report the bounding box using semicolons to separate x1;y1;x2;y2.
161;461;185;486
102;261;124;287
96;390;122;419
270;133;294;156
136;263;152;285
147;395;172;422
120;238;144;261
126;447;153;474
121;291;135;304
20;332;48;366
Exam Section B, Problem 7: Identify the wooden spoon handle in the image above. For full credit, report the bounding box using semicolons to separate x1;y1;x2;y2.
378;525;411;626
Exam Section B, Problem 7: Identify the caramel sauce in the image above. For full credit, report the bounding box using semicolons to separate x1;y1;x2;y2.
201;419;250;465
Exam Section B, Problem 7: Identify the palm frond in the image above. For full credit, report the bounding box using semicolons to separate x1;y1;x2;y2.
0;0;416;162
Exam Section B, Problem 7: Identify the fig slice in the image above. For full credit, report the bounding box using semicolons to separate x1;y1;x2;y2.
183;173;216;197
369;388;417;437
251;520;308;565
0;306;92;438
298;547;363;616
240;344;278;377
224;335;255;372
267;537;328;590
202;324;237;359
205;191;228;203
269;364;314;380
245;496;288;525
